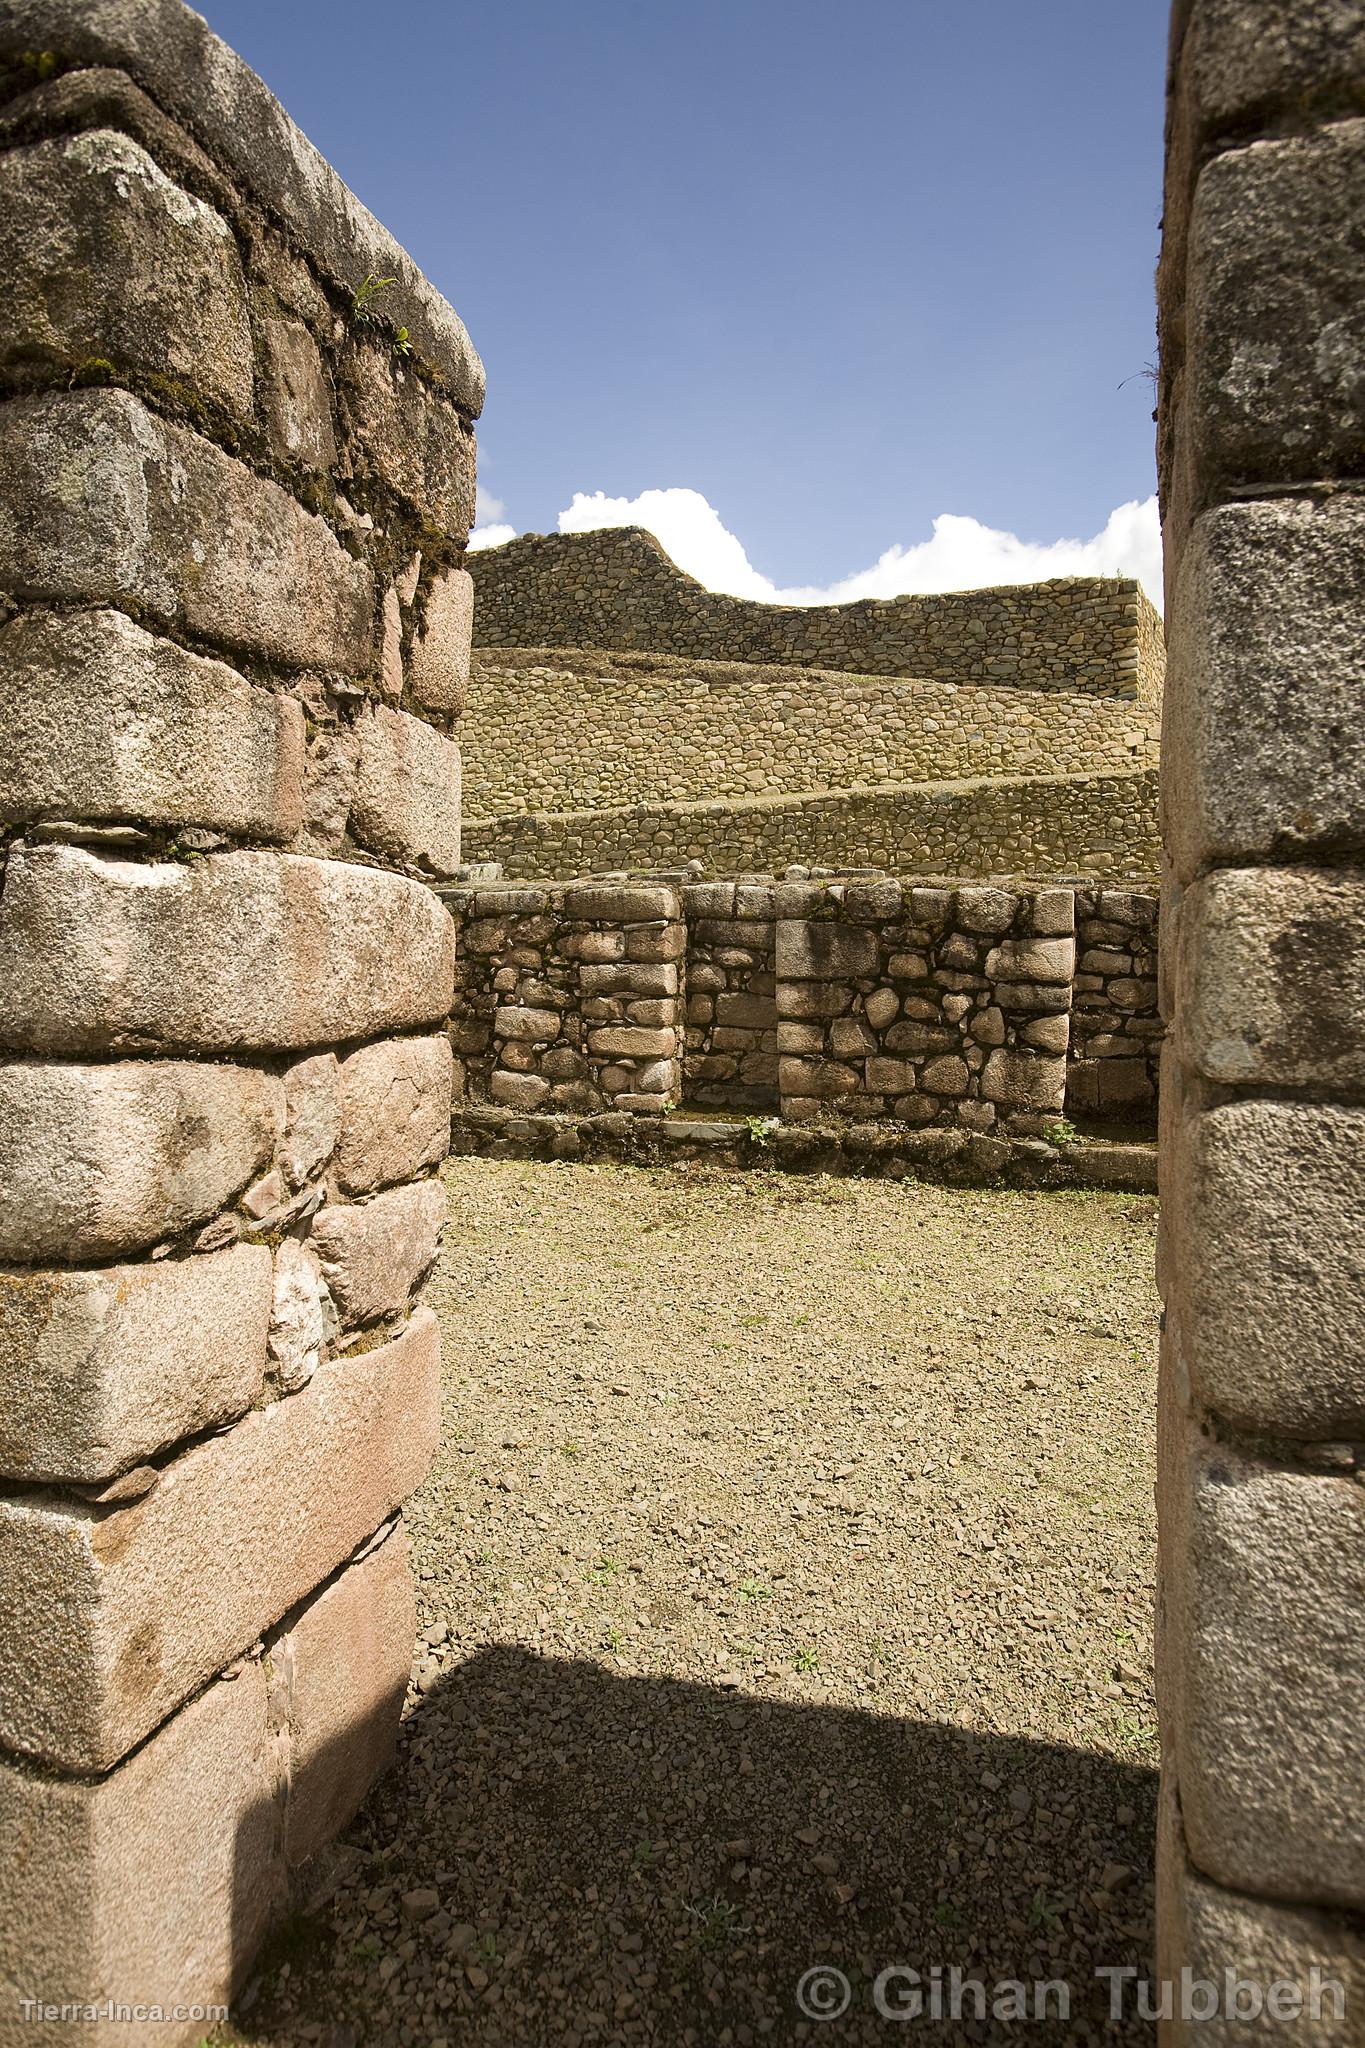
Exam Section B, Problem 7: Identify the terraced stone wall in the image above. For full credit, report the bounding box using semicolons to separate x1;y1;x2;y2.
462;648;1160;820
0;3;478;2035
462;765;1161;884
1155;0;1365;2020
469;528;1165;701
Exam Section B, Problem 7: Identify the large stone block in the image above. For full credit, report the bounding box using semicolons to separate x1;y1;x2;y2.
350;707;461;877
0;845;456;1055
0;1658;282;2048
1166;1091;1365;1439
0;1307;440;1771
339;344;476;534
0;609;305;839
0;390;373;674
775;920;879;981
334;1035;453;1195
983;936;1075;984
1155;1775;1365;2048
1186;123;1365;505
0;1058;282;1264
0;128;253;417
1174;868;1365;1090
562;882;679;924
0;1522;416;2046
0;1243;272;1483
407;568;474;716
1177;0;1365;136
277;1521;414;1868
1159;1402;1364;1909
309;1181;446;1327
1163;497;1365;878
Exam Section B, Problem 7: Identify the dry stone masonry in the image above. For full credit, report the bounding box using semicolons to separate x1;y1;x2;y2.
1155;0;1365;2026
470;528;1165;697
447;877;1163;1133
0;2;479;2035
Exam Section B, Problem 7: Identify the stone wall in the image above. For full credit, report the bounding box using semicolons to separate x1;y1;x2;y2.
1155;0;1365;2023
448;877;1162;1131
1067;888;1162;1119
462;765;1160;883
775;880;1072;1134
462;647;1160;820
469;528;1165;701
447;882;685;1116
681;880;780;1110
0;3;478;2035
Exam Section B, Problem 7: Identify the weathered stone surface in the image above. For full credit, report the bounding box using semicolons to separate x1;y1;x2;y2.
1174;868;1365;1090
259;313;337;472
0;390;373;673
775;921;879;980
1176;0;1365;136
0;1307;440;1770
280;1053;340;1189
1159;1403;1364;1909
0;1657;283;2044
267;1236;328;1392
350;706;462;877
0;1242;271;1482
340;344;476;533
1156;1777;1365;2048
408;567;474;714
0;609;305;838
0;845;456;1054
1186;123;1365;505
980;1048;1066;1110
0;128;253;417
0;1058;282;1263
309;1181;446;1327
0;0;485;410
1163;496;1365;877
334;1036;452;1195
278;1521;414;1867
1166;1091;1365;1439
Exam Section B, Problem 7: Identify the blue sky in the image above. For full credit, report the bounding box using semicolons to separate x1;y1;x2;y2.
199;0;1168;601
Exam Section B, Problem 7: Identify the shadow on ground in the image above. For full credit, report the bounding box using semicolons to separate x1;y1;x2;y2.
236;1645;1157;2048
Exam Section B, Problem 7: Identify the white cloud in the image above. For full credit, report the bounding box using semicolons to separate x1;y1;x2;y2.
476;486;506;523
557;486;1164;610
468;521;517;552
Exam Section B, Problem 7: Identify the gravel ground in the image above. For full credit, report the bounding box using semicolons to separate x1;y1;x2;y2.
234;1157;1160;2047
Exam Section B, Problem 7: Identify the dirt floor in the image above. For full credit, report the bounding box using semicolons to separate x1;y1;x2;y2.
236;1156;1161;2047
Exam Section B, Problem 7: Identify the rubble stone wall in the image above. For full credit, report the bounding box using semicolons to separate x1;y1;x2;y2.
1155;0;1365;2021
462;765;1161;883
462;647;1160;819
0;3;478;2036
448;878;1160;1131
469;528;1165;701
